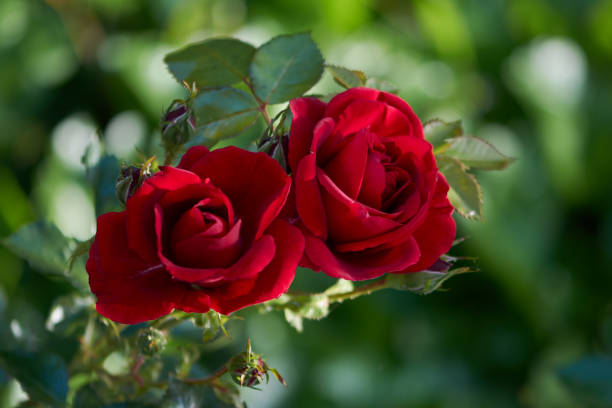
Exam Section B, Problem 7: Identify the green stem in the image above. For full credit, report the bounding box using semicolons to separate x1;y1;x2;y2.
181;366;229;385
326;278;390;303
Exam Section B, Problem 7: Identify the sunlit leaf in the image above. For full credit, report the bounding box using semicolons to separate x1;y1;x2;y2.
165;38;255;88
191;87;260;147
441;136;514;170
250;33;324;104
326;65;366;89
161;377;206;408
437;156;483;220
423;119;463;150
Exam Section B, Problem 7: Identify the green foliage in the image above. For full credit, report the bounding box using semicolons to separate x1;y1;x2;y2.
439;136;514;170
0;351;68;407
161;377;207;408
191;87;260;147
424;119;463;150
164;39;255;88
3;222;75;280
558;356;612;407
437;156;483;220
250;33;324;104
325;64;366;89
386;267;473;295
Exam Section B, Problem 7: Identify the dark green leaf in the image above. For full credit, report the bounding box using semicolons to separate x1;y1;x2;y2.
386;267;473;295
46;295;93;336
3;222;74;278
326;65;366;89
364;77;399;94
164;38;255;88
558;356;612;407
0;351;68;407
423;119;463;150
440;135;515;170
191;87;260;147
87;155;121;215
250;33;324;104
437;156;483;220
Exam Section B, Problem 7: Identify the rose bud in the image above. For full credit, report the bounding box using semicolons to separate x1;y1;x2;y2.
115;164;151;206
285;87;456;280
258;133;289;173
161;101;196;148
136;327;167;356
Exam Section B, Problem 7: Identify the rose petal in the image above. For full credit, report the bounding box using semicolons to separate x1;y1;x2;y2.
208;219;304;314
332;99;386;138
87;211;209;324
303;231;420;280
376;91;424;139
178;146;210;171
318;168;399;243
188;147;290;243
323;130;368;199
171;217;242;268
295;153;328;239
325;87;381;118
357;151;386;209
126;167;202;263
155;204;275;285
288;97;326;173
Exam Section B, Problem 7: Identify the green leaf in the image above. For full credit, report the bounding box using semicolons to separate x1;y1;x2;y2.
423;119;463;150
365;77;399;94
87;155;121;215
326;65;366;89
386;267;473;295
437;156;483;220
440;136;514;170
558;356;612;407
164;38;255;88
0;351;68;407
3;222;74;278
250;32;324;104
191;87;260;147
46;294;93;336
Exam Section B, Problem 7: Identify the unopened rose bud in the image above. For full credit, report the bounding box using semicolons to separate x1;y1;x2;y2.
229;355;266;387
115;164;151;205
161;101;196;149
136;327;167;356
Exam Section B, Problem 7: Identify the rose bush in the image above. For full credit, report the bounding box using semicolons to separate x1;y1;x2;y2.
87;146;304;324
287;87;456;280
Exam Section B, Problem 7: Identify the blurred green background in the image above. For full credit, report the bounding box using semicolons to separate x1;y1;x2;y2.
1;0;612;406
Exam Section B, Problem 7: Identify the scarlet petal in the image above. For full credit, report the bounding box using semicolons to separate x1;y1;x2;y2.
126;167;202;263
323;130;368;199
288;97;326;173
188;147;290;243
303;231;420;281
178;146;210;171
318;168;399;243
172;219;243;269
295;154;328;239
400;174;456;273
372;103;417;138
87;212;209;324
332;99;386;137
208;219;304;314
325;87;381;118
376;91;424;139
356;151;386;209
155;205;275;285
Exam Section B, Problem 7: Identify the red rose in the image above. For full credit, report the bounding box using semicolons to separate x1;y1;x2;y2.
86;146;304;324
287;87;456;280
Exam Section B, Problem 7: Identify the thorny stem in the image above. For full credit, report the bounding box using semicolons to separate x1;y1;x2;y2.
181;366;229;385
